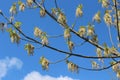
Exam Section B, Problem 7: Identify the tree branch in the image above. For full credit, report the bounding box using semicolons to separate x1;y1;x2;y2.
115;0;120;42
1;1;120;60
33;0;105;50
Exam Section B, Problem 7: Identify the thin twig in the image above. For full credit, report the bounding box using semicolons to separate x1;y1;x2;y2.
78;60;120;71
108;26;114;46
75;41;87;47
50;55;71;64
47;34;63;38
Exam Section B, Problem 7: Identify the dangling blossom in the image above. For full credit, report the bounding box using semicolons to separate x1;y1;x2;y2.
102;0;109;8
87;24;95;36
27;0;33;6
64;28;71;39
76;4;83;17
41;33;48;46
9;30;20;44
117;71;120;78
19;3;25;11
104;10;112;26
91;61;99;69
9;3;17;15
24;43;34;55
78;26;86;37
67;40;74;51
40;9;46;17
66;60;79;73
58;13;66;25
34;27;42;37
93;11;101;23
40;56;49;70
96;48;103;62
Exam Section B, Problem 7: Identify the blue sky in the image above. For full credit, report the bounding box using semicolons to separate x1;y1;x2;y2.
0;0;118;80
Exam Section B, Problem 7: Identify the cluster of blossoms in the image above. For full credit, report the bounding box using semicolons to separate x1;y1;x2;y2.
34;27;48;46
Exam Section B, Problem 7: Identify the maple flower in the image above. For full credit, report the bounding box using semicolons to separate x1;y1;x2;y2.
27;0;33;6
93;11;101;23
96;48;103;61
76;4;83;17
9;3;17;15
78;26;86;37
34;27;42;37
91;61;99;69
102;0;109;8
117;71;120;78
104;11;112;26
67;40;74;51
10;30;20;44
112;64;119;72
41;33;48;46
19;3;25;11
24;43;34;55
66;60;79;73
58;13;66;25
40;9;46;17
40;56;49;70
64;28;71;39
87;24;94;36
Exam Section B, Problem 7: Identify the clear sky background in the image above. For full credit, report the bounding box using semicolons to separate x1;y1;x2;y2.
0;0;118;80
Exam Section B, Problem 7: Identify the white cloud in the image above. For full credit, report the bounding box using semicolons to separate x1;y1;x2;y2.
0;57;23;80
23;71;79;80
